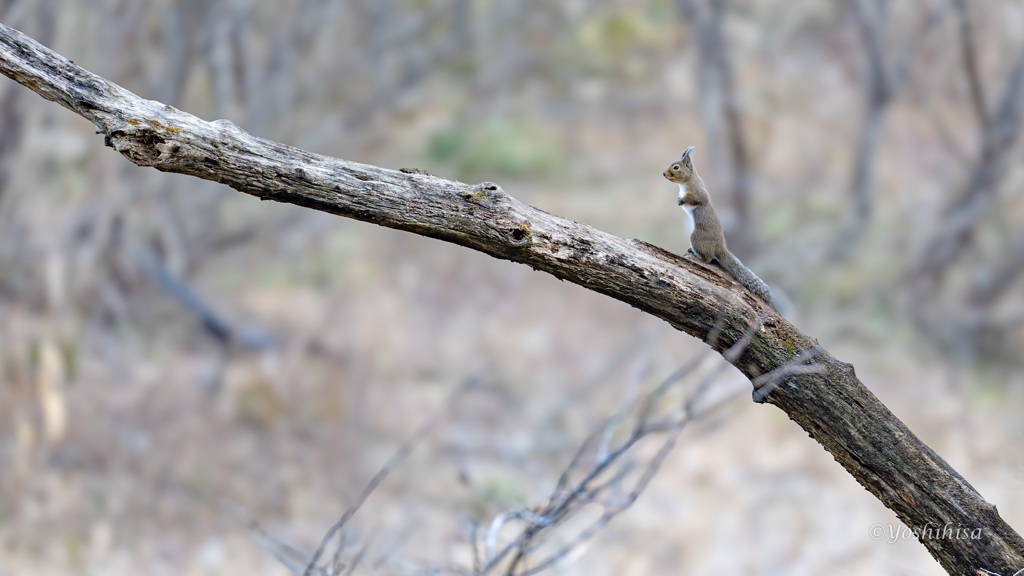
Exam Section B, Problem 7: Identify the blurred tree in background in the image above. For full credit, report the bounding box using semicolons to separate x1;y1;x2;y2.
1;1;1023;574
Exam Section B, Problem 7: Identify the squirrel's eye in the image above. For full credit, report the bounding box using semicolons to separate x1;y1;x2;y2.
672;165;680;171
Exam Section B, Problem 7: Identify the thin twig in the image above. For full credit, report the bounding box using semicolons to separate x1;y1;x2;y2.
303;380;475;575
482;322;762;574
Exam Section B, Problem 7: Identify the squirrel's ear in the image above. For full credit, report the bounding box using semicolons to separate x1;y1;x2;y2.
680;146;694;164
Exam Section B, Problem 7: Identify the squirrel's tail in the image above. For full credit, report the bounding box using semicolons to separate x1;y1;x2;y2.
718;252;776;310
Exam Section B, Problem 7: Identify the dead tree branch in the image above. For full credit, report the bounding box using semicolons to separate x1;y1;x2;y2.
1;23;1022;575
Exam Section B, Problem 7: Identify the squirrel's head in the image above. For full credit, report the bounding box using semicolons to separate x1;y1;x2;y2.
662;146;697;184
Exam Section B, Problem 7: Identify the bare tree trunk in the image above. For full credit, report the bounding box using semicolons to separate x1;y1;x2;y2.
912;48;1024;299
0;0;51;202
716;16;752;258
833;0;941;260
2;23;1023;575
907;3;1024;353
952;0;988;132
676;0;753;258
969;236;1024;309
846;0;892;246
0;78;20;202
850;95;886;236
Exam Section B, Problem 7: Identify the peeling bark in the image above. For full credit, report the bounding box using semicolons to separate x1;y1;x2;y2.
1;23;1022;575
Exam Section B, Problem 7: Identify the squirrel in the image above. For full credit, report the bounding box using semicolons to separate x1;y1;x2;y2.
663;146;776;310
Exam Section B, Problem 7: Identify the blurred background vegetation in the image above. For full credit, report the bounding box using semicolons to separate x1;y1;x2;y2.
1;0;1023;574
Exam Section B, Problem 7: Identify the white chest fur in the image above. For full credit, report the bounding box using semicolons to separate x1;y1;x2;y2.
677;183;696;226
677;182;700;257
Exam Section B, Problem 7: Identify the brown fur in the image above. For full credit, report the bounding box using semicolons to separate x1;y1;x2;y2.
663;147;776;309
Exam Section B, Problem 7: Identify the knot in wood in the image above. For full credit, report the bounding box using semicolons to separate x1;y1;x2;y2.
507;221;531;245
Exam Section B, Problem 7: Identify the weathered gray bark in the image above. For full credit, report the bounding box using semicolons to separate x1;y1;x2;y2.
1;23;1022;575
